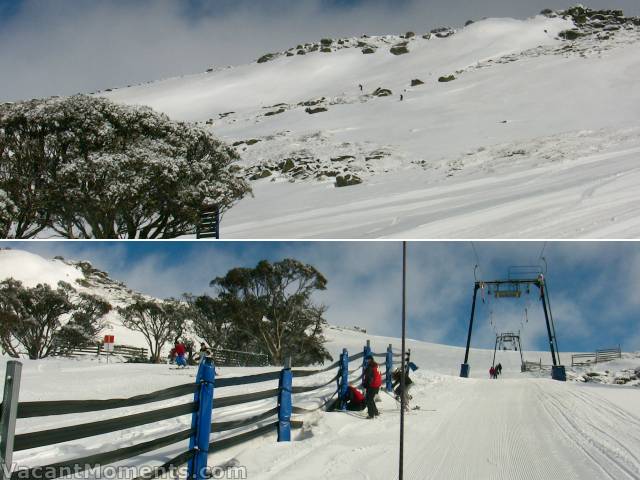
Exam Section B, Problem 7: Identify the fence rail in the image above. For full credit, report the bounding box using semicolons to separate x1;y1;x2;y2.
1;340;407;480
51;343;148;362
571;346;621;366
210;348;269;367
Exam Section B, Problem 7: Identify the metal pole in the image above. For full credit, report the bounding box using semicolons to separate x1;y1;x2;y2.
460;283;479;377
518;336;525;371
399;241;407;480
1;361;22;480
492;335;498;368
539;281;558;366
543;279;561;364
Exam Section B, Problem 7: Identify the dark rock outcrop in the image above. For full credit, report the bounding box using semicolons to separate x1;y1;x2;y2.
335;174;362;187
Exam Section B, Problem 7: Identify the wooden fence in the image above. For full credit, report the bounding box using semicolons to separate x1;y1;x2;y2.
571;346;621;366
51;343;148;362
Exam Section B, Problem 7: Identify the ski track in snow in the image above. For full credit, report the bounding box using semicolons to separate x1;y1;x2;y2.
222;145;640;238
402;380;640;480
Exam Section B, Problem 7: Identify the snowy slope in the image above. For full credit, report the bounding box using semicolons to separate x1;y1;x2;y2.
1;327;638;479
102;11;640;238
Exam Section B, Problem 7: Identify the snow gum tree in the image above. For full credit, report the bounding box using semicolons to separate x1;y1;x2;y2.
0;279;111;359
187;293;249;351
118;297;190;363
208;259;333;366
0;95;251;238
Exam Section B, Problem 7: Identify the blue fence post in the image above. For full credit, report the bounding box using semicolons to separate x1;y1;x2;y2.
278;356;293;442
339;348;349;410
386;344;393;392
362;339;371;385
187;357;215;480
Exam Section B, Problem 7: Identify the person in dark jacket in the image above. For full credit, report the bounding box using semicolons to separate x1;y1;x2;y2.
363;355;382;418
496;363;503;376
392;366;413;409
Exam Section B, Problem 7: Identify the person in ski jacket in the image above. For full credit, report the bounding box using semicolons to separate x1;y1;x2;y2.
392;366;413;408
175;341;187;368
363;356;382;418
489;366;496;379
496;363;503;376
345;385;366;411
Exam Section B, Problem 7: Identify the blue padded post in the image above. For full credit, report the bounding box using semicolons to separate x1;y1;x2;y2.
386;344;393;392
277;357;293;442
187;357;215;480
362;339;371;385
339;348;349;410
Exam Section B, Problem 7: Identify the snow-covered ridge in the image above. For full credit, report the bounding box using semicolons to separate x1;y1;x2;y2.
0;248;154;346
96;8;640;238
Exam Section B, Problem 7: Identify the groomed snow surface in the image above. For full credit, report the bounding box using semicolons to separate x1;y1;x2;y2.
104;15;640;238
2;327;639;480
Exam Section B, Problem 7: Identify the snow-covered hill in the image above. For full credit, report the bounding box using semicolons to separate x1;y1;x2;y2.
0;248;154;348
102;8;640;238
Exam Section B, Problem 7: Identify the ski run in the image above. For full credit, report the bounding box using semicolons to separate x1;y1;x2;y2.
1;326;639;480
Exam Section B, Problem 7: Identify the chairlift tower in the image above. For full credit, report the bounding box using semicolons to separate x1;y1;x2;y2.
492;332;525;372
460;266;566;381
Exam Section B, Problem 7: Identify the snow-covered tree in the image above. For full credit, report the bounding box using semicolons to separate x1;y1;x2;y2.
0;279;111;359
118;297;187;363
0;189;15;238
209;258;333;365
0;95;251;238
186;293;242;350
55;292;112;352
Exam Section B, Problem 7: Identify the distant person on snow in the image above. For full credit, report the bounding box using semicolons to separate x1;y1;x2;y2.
363;355;382;418
496;363;503;376
358;84;363;92
400;94;404;101
489;366;496;379
345;385;366;411
174;341;187;368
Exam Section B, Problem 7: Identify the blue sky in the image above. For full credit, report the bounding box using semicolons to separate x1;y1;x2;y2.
1;241;639;354
2;0;640;101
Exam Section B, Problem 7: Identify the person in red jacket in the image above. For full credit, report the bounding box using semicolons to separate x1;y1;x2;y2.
174;341;187;368
363;355;382;418
345;385;366;411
